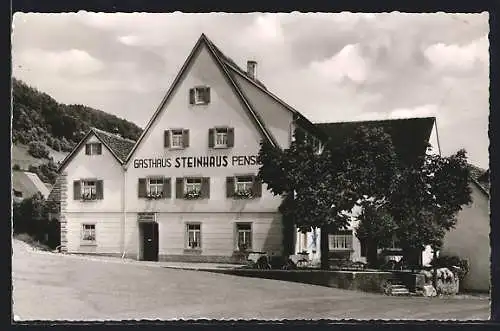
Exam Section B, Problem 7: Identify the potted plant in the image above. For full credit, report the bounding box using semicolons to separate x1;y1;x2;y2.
81;192;96;201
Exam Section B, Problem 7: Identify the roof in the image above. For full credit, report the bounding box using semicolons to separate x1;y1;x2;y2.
205;36;326;140
468;165;490;196
47;175;63;203
12;170;50;199
91;128;136;162
57;127;136;172
315;117;436;165
125;34;280;163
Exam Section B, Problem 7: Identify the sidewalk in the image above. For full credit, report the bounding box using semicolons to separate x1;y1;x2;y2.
14;239;245;271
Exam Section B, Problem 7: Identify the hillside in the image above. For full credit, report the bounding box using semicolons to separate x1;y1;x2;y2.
12;78;143;184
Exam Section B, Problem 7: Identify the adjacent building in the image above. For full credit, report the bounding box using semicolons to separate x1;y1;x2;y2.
441;167;490;292
12;170;51;203
55;34;438;264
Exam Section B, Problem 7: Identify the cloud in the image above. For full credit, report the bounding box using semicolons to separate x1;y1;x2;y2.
310;43;370;83
118;35;140;46
424;35;489;71
16;48;104;76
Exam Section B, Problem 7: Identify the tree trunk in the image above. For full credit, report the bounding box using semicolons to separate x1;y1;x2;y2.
320;226;329;270
366;239;379;268
432;246;438;291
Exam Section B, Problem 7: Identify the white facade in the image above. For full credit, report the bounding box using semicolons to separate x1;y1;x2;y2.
58;35;297;263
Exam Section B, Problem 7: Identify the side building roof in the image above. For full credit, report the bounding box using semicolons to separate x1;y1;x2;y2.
57;127;136;173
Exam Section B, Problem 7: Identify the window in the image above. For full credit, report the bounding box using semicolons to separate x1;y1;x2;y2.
187;224;201;249
227;175;261;199
189;86;210;105
147;178;164;197
185;178;202;195
235;175;253;197
215;128;228;147
13;189;23;198
329;230;353;251
171;130;184;148
164;129;189;149
236;223;252;251
81;180;97;200
81;224;96;242
85;143;102;155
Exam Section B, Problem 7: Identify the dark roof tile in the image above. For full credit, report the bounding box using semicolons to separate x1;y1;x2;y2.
315;117;436;164
91;128;136;163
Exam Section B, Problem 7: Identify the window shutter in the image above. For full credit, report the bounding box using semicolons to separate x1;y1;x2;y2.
189;88;195;105
176;178;184;199
163;177;171;198
97;143;102;155
252;176;262;197
73;180;81;200
85;144;90;155
183;129;190;148
227;128;235;147
226;176;235;198
138;178;147;198
96;180;104;199
208;128;215;148
205;87;211;103
201;177;210;199
164;130;170;148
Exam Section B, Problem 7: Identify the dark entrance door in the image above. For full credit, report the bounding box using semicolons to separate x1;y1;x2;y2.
141;222;159;261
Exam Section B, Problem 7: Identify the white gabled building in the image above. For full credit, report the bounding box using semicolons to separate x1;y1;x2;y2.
56;34;438;264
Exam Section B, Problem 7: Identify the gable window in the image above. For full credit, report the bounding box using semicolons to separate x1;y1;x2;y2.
73;179;103;201
226;175;262;199
81;224;96;243
186;223;201;249
171;130;184;148
329;230;353;251
164;129;189;149
85;143;102;155
176;177;210;200
208;127;234;148
189;86;211;105
236;223;252;251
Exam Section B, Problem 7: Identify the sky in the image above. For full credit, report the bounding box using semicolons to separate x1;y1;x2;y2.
12;12;490;169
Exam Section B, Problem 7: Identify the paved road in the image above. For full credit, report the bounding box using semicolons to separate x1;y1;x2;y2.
12;240;489;321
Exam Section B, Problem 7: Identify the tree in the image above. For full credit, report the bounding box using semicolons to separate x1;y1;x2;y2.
358;148;473;268
258;126;398;269
28;141;50;159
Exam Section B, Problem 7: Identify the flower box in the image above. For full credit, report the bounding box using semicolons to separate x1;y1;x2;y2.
234;189;253;199
146;192;163;200
81;193;97;201
184;191;202;200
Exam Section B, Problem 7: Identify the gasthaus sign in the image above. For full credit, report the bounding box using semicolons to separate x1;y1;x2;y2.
133;155;260;169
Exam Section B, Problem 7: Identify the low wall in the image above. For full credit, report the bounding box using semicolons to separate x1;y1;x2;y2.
202;269;419;294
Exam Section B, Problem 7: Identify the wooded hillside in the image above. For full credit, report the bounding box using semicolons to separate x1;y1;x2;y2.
12;78;142;152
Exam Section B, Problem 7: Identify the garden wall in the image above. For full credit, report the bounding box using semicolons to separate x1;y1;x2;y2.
202;269;422;294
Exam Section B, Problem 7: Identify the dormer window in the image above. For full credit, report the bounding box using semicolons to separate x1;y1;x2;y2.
189;86;211;105
85;143;102;155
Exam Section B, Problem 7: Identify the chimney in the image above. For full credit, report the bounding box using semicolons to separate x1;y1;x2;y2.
247;60;257;79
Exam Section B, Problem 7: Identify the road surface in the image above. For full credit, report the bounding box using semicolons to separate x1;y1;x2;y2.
12;240;489;321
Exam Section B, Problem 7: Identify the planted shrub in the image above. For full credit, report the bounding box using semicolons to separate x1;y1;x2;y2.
431;255;470;281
